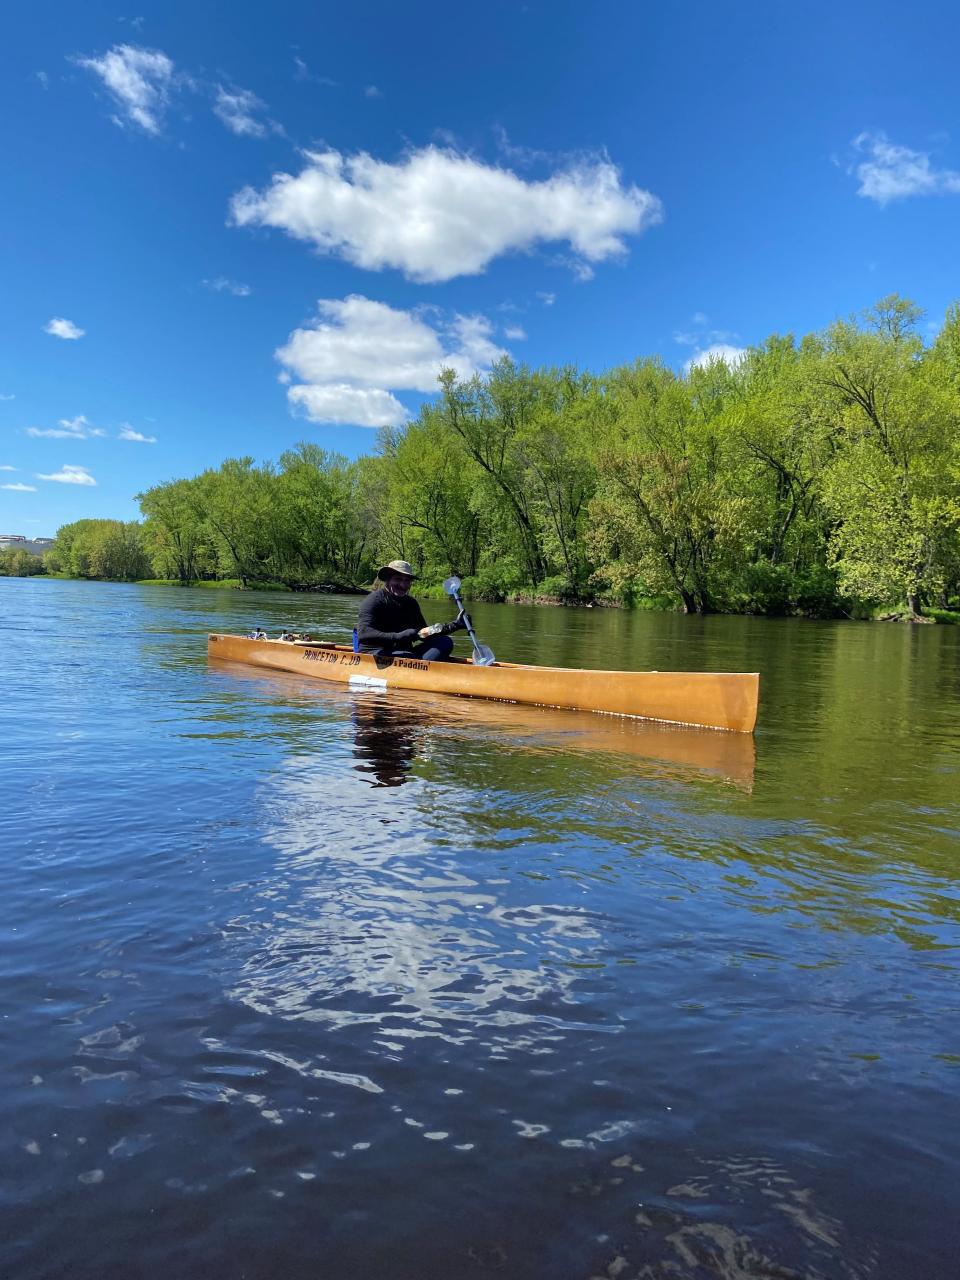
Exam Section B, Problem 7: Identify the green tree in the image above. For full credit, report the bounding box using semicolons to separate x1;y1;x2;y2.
817;297;960;615
193;458;276;587
513;369;602;596
138;477;213;583
0;546;44;576
589;359;749;612
438;360;550;585
377;410;482;578
723;335;837;612
48;519;150;580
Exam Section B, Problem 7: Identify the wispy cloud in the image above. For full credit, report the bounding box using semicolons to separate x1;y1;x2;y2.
850;131;960;205
0;464;18;471
674;314;746;371
673;315;738;348
231;144;662;284
75;44;176;135
493;126;555;169
1;482;37;492
44;317;85;340
364;85;382;99
550;253;595;282
202;276;251;296
118;425;157;443
213;85;281;138
36;464;97;486
0;393;14;401
27;415;105;440
504;325;527;340
292;55;337;86
536;291;556;306
276;294;509;428
36;70;49;90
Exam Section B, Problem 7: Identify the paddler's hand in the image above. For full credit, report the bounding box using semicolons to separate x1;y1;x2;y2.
419;619;464;638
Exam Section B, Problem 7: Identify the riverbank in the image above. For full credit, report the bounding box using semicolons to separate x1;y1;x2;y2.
8;569;960;622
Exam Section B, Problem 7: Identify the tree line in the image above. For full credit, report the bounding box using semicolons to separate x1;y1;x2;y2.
13;296;960;619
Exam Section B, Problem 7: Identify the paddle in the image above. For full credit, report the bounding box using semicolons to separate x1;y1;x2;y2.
443;576;496;666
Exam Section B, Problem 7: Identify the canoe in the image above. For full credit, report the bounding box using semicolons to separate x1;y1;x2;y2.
207;633;759;733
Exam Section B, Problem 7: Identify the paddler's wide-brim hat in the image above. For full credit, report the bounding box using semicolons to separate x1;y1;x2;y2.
378;559;417;581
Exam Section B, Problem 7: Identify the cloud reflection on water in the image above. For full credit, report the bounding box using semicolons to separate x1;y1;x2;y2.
229;749;609;1063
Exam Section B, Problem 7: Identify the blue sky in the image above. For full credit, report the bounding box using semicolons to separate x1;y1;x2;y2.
3;0;960;535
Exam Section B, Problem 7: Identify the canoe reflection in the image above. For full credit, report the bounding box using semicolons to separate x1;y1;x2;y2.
209;658;756;788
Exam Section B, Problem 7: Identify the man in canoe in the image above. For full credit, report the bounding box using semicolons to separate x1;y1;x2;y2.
356;559;466;661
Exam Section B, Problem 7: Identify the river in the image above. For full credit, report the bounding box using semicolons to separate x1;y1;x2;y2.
2;578;958;1278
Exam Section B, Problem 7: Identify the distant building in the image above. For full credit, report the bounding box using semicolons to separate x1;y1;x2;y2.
1;535;53;555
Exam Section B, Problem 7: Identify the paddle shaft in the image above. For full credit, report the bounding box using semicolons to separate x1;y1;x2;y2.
449;586;486;661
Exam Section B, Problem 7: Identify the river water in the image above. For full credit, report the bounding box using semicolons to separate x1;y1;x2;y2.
2;578;958;1279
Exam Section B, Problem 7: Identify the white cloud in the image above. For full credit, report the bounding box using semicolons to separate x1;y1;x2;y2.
0;465;16;471
118;425;157;443
1;482;37;492
536;291;556;306
44;317;85;340
213;86;280;138
202;276;251;296
276;294;509;428
26;415;104;440
36;465;97;486
36;71;49;89
684;344;747;373
231;145;663;283
851;132;960;205
504;325;527;340
76;44;175;135
364;85;382;98
288;384;407;428
63;415;106;436
277;296;505;390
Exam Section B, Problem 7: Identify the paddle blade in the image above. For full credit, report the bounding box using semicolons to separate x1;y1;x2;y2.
443;575;462;596
472;643;496;667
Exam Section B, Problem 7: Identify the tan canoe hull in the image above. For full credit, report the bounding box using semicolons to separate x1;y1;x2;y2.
207;634;759;733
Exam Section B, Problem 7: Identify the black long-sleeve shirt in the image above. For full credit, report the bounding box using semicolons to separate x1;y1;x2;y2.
356;587;427;653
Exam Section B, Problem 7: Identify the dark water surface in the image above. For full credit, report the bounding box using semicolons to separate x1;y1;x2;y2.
2;579;959;1279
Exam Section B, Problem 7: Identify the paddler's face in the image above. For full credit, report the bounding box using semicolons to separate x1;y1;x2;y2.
386;572;413;598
